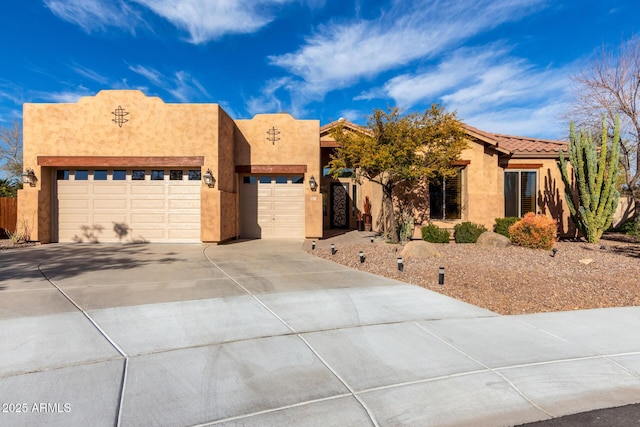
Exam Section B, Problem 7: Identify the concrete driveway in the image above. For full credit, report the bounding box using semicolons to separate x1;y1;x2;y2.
2;240;640;426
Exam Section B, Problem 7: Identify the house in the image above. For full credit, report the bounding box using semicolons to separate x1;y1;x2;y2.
319;119;575;237
18;89;600;244
18;90;323;243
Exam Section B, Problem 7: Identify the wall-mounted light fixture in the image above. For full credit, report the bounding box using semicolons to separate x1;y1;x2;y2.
203;169;215;188
309;175;318;191
21;168;36;187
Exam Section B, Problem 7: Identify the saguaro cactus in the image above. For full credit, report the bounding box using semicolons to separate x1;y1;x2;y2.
559;117;621;243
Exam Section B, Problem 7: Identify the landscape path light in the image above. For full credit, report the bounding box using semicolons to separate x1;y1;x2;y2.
438;267;445;285
331;243;336;255
397;257;404;272
551;248;558;257
359;250;365;263
311;240;316;250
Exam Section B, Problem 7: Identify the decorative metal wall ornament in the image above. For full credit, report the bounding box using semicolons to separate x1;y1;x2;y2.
112;105;129;127
266;126;280;144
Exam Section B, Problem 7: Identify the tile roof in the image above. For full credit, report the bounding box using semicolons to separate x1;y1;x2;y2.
492;133;567;155
320;119;567;157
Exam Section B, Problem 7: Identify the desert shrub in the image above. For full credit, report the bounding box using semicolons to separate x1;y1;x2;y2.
619;219;640;237
508;213;557;250
453;221;487;243
398;209;415;242
494;217;519;238
421;224;450;243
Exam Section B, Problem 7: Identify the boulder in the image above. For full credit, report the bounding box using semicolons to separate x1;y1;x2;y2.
476;231;511;248
400;240;441;258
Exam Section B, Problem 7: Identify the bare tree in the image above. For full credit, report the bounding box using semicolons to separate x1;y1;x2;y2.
569;36;640;218
0;121;23;181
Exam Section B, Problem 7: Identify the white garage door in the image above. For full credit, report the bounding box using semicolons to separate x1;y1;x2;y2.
240;175;305;239
57;169;201;243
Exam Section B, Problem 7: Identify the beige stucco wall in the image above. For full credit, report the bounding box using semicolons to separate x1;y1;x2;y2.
20;91;326;243
507;158;574;237
20;90;227;242
234;113;322;238
457;141;503;229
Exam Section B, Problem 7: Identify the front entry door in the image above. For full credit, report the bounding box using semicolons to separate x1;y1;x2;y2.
330;183;349;228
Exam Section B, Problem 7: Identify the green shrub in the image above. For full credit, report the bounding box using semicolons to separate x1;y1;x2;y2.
509;213;557;250
619;219;640;237
421;224;450;243
453;221;487;243
494;217;519;238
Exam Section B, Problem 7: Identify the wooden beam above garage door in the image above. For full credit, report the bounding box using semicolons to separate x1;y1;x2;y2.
235;165;307;174
37;156;205;167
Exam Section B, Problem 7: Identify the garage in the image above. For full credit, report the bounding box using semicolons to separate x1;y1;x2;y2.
240;175;305;239
56;168;201;243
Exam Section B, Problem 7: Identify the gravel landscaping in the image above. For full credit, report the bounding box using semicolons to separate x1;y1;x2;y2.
309;234;640;315
0;239;37;250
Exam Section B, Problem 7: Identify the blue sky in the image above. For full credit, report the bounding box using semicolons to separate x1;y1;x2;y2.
0;0;638;139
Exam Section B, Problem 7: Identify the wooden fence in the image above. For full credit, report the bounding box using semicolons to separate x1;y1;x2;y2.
0;197;17;238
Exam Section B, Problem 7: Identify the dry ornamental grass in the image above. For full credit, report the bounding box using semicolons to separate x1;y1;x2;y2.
310;235;640;315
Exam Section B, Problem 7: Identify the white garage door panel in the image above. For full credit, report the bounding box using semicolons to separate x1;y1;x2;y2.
93;213;127;222
132;229;166;239
240;176;305;239
169;199;199;209
169;214;200;224
93;199;126;209
59;214;90;223
57;169;201;243
93;185;126;195
58;186;89;195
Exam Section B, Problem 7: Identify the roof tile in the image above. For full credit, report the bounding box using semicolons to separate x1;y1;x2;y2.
492;133;567;155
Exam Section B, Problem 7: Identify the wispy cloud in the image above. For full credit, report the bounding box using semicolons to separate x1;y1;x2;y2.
268;0;547;104
464;102;569;139
46;0;312;44
128;65;210;102
360;44;573;138
70;63;110;85
246;77;293;117
44;0;144;34
133;0;297;43
31;88;94;103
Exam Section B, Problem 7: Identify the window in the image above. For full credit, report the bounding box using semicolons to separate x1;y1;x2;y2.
429;170;462;220
56;170;70;180
132;170;145;181
275;176;288;184
75;170;89;180
292;175;303;184
259;176;272;184
170;170;183;180
188;170;201;181
352;185;357;216
93;170;107;180
323;167;353;177
151;170;164;180
243;176;256;184
113;170;126;181
505;171;537;217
